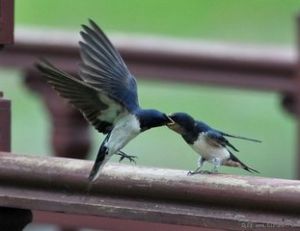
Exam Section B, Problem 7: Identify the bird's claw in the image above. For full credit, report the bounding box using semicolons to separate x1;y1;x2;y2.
187;171;193;176
118;154;137;164
187;170;212;175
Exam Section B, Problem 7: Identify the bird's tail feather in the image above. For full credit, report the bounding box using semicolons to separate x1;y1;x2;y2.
88;135;111;182
88;145;107;182
243;164;260;174
221;132;261;143
229;151;259;174
89;133;110;181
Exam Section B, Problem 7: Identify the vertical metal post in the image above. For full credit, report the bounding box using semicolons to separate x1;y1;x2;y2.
0;92;11;151
0;1;33;229
24;72;90;231
24;72;91;158
294;15;300;179
0;92;33;230
0;0;14;44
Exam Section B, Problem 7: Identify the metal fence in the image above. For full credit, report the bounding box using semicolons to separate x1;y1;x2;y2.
1;1;300;230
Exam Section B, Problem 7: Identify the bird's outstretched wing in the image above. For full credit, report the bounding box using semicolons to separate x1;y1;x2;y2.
205;130;239;152
79;19;139;112
36;60;127;134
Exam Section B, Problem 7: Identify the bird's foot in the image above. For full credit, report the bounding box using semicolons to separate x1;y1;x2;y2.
119;155;137;163
187;170;212;175
117;151;137;164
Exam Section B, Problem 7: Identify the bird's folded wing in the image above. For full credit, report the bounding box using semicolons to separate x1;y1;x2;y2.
205;130;239;152
79;19;139;112
36;61;126;134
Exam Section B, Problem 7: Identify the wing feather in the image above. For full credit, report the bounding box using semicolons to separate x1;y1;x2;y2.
79;19;139;112
205;130;239;152
36;60;126;134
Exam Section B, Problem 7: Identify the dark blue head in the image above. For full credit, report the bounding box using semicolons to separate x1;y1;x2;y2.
167;112;196;135
167;112;201;144
136;109;173;132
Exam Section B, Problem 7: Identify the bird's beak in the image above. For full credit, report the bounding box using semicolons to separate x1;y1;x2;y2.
165;113;175;126
165;114;184;134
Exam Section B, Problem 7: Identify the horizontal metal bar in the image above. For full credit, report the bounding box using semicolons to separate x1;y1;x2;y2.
33;211;214;231
0;27;297;92
0;152;299;230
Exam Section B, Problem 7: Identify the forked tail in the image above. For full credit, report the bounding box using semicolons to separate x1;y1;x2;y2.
220;131;261;143
229;151;260;174
88;135;110;182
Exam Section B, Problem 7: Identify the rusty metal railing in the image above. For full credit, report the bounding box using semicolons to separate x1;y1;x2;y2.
0;27;297;92
1;26;300;178
2;14;300;230
0;93;32;230
0;151;299;230
0;0;14;45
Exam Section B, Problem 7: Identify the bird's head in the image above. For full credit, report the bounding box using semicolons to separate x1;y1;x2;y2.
137;109;174;132
167;112;196;135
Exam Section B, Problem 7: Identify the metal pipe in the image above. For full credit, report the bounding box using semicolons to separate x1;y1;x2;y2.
0;152;299;230
0;28;297;92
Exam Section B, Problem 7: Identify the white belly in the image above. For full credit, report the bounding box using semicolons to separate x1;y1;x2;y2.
106;114;141;154
92;114;141;180
190;133;230;162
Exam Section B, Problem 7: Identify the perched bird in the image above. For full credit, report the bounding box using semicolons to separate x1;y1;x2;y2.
36;19;173;182
167;112;260;174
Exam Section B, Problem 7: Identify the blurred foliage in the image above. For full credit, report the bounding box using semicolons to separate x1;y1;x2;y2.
16;0;300;44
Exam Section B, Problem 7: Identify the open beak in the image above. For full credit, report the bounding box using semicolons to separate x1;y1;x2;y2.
165;113;185;134
165;113;175;126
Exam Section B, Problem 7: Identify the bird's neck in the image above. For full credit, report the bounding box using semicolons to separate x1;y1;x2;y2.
182;130;199;144
136;109;166;132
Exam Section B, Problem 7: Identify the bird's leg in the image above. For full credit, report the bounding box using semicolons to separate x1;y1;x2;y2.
116;150;137;164
188;157;208;175
211;157;221;173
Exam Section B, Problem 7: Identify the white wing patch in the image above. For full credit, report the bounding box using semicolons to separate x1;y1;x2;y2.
97;93;124;122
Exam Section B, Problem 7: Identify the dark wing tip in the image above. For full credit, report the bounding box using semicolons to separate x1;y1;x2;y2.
35;58;49;67
232;146;239;152
35;58;52;73
35;58;60;73
78;41;85;47
79;30;86;37
88;18;98;29
81;24;90;32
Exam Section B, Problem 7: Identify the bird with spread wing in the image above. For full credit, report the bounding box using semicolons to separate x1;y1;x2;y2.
36;20;173;182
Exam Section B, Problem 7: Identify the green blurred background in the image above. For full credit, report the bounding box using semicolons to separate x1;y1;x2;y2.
1;0;299;180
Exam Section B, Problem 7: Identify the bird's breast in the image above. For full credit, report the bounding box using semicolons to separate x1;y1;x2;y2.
191;133;230;161
106;114;141;154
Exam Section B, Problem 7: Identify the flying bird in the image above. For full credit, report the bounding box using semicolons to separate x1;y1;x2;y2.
167;112;260;174
36;19;173;182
